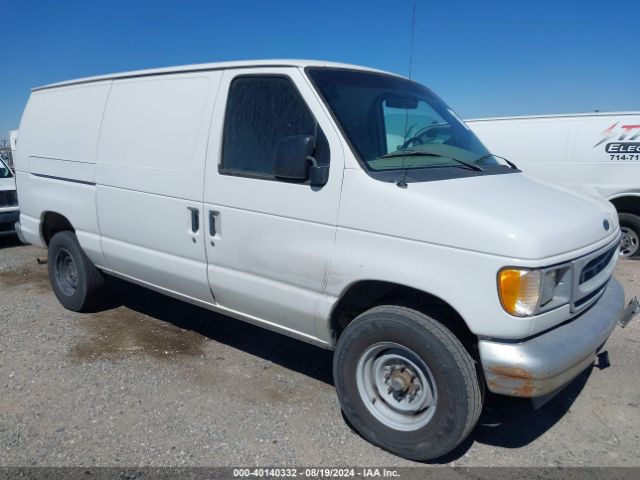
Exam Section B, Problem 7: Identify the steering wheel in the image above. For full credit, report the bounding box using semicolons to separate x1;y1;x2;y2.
402;123;454;149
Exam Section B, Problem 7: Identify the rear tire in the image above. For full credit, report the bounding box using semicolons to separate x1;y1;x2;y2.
333;305;482;461
619;213;640;257
47;231;105;311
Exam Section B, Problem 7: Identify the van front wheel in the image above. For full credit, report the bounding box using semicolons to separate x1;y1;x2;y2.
333;306;482;461
619;213;640;257
48;231;105;311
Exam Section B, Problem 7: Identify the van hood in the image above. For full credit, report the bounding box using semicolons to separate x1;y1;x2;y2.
340;170;619;260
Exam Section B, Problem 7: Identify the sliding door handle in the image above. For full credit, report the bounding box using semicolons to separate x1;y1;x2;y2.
209;210;218;236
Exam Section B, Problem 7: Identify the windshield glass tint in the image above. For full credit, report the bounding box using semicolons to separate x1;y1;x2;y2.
307;68;497;171
0;157;12;178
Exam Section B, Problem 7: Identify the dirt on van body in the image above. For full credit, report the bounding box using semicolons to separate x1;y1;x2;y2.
1;234;639;467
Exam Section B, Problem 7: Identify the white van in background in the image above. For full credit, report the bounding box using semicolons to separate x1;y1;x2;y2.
467;112;640;257
9;130;19;170
10;130;18;153
0;155;19;236
13;60;638;460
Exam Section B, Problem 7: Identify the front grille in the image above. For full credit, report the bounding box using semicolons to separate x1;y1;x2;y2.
579;246;617;285
574;281;608;308
570;239;619;313
0;190;18;207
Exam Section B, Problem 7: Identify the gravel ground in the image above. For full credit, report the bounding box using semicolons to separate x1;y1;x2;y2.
0;234;639;467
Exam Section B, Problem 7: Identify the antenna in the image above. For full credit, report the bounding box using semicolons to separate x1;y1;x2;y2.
397;1;418;188
408;1;417;79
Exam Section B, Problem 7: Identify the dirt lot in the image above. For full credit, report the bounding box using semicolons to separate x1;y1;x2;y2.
1;235;639;467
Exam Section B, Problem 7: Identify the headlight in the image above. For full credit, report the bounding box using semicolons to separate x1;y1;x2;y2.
498;265;572;317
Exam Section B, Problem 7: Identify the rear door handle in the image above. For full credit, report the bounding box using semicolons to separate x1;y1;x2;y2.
188;207;200;233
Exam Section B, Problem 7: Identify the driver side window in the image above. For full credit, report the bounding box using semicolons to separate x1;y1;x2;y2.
221;75;329;180
382;99;445;153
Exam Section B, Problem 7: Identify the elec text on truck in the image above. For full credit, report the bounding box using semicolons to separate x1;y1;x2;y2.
594;122;640;159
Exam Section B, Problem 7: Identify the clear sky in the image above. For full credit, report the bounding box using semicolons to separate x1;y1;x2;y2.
1;0;639;142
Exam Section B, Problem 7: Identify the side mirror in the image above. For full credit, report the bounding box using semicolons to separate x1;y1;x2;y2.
274;135;328;186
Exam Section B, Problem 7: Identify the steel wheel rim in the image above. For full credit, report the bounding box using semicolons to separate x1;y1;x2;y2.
620;227;639;257
356;341;437;431
55;248;78;296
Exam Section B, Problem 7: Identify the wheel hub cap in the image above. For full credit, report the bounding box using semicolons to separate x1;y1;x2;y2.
620;227;639;257
356;342;437;431
388;367;413;394
55;248;78;296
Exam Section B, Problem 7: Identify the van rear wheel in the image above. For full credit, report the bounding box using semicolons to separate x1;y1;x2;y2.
48;231;106;311
619;213;640;257
333;305;483;461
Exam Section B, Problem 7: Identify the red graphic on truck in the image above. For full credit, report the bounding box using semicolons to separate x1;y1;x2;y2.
594;122;640;153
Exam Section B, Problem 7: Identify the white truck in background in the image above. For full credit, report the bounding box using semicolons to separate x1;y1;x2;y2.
467;112;640;257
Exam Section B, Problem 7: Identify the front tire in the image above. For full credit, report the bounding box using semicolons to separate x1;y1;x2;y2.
333;306;482;461
47;231;106;311
619;213;640;258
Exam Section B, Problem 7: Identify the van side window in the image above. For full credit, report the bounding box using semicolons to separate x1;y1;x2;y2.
221;76;329;179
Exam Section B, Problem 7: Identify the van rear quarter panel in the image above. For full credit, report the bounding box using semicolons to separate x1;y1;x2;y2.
16;83;110;168
14;83;111;264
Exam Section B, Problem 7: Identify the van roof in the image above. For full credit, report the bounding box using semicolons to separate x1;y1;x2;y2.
33;59;401;91
466;111;640;122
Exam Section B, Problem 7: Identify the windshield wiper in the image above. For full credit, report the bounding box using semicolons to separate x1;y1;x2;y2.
475;153;518;170
377;150;484;172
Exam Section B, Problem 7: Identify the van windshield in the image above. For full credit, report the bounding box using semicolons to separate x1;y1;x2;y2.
306;68;500;173
0;157;12;178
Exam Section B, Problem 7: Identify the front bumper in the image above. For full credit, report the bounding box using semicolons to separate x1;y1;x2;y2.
0;210;20;235
479;278;635;397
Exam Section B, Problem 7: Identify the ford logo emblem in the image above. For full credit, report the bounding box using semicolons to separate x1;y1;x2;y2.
603;219;610;231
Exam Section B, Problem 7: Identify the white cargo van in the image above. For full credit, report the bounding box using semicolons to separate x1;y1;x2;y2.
0;155;19;236
13;61;638;461
467;113;640;257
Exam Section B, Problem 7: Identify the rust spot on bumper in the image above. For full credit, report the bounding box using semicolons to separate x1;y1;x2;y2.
489;365;535;380
487;365;539;397
513;382;535;397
